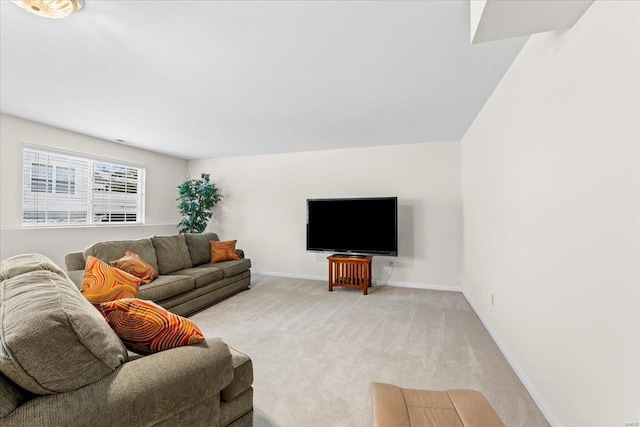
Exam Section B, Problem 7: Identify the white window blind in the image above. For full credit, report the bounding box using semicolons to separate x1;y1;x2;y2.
22;146;145;227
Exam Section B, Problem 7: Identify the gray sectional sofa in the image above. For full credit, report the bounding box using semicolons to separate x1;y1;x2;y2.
64;232;251;316
0;252;253;427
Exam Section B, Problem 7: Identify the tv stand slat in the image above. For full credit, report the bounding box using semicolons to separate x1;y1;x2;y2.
327;255;372;295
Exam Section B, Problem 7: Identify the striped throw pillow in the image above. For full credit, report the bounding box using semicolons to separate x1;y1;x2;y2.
110;250;158;284
81;256;140;309
100;298;205;355
210;240;240;263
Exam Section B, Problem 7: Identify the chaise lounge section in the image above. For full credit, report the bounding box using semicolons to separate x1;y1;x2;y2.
0;253;253;426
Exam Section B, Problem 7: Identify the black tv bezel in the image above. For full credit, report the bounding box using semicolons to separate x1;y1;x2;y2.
305;196;398;257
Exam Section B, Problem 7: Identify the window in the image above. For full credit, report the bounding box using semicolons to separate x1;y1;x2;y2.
55;166;76;194
30;163;76;194
23;146;145;227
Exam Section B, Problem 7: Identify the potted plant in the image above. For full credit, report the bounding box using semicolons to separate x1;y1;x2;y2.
177;173;223;233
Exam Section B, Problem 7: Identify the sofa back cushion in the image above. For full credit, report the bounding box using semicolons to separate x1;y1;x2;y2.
151;235;192;274
0;253;128;395
184;232;220;266
84;238;158;273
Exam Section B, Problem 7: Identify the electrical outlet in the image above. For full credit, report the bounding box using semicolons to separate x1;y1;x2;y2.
491;294;495;306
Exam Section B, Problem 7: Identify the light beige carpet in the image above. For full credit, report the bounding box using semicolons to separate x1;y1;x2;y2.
191;275;549;427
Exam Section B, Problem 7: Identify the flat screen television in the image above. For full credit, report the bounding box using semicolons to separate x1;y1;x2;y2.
306;197;397;256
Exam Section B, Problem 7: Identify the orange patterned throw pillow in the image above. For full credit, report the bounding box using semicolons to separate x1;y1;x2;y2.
110;250;158;284
210;240;240;263
81;256;141;309
100;298;205;355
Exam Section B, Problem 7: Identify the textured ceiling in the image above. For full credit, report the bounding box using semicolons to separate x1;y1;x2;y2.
0;1;526;160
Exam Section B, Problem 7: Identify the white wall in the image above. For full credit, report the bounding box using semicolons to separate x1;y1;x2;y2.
189;141;462;290
0;114;188;267
471;1;594;44
461;2;640;426
470;0;487;43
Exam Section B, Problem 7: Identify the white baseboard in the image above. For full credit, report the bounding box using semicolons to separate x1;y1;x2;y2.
462;292;561;427
376;279;461;292
253;271;461;292
254;270;325;281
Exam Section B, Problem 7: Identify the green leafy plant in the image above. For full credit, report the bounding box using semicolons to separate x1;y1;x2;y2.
177;173;223;234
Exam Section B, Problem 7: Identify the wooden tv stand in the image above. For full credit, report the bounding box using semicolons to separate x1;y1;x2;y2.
327;255;373;295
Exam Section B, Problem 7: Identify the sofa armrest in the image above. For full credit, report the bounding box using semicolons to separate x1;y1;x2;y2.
236;249;245;259
65;252;85;271
66;270;84;289
3;338;234;427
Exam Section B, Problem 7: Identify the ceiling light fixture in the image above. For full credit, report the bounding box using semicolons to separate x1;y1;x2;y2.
12;0;83;19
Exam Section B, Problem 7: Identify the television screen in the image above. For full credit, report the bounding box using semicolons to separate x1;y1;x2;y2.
306;197;397;256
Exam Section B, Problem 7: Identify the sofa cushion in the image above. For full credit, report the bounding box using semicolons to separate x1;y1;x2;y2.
84;238;158;272
220;389;253;426
210;240;240;263
171;266;224;288
110;250;158;284
185;232;220;266
137;275;194;301
222;347;254;402
151;235;193;274
101;298;205;355
197;259;251;278
154;270;250;314
0;253;128;395
0;373;32;418
80;256;141;309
